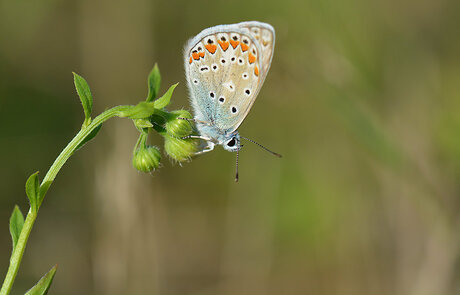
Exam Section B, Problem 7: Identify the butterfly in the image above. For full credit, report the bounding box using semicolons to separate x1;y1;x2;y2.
183;21;281;181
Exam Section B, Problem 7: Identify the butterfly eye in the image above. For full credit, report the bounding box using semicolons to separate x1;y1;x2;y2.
227;138;236;147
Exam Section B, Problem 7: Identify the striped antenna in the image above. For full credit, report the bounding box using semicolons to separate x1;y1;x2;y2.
235;148;240;182
240;136;282;158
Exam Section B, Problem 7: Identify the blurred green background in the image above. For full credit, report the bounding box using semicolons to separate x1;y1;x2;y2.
1;0;460;294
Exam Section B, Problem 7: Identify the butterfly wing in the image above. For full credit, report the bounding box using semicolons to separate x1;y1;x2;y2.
238;21;276;85
184;21;275;133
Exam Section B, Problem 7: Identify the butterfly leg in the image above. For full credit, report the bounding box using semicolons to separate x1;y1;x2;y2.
181;135;212;141
194;141;215;155
181;134;215;155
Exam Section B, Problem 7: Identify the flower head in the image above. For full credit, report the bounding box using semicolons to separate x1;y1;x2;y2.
164;135;199;162
132;145;161;173
165;109;194;138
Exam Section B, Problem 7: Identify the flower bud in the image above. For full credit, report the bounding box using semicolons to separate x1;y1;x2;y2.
165;110;194;138
132;145;161;173
164;135;199;162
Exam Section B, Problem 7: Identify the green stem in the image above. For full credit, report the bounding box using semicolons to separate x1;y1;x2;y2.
38;105;130;206
0;105;132;295
0;210;36;295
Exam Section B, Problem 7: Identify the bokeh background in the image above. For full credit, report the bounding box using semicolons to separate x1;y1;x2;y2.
1;0;460;294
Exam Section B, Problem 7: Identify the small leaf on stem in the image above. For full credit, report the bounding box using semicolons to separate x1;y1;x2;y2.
73;72;93;126
134;118;154;129
146;63;161;102
25;172;40;213
154;83;178;109
25;265;57;295
9;205;24;251
118;102;156;119
75;123;102;151
38;180;52;206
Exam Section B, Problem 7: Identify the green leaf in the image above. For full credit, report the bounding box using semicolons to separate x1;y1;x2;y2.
75;123;102;151
146;63;161;102
154;83;178;109
118;102;156;119
73;72;93;126
134;118;154;129
26;172;40;213
150;114;167;133
9;205;24;251
38;180;52;207
25;265;57;295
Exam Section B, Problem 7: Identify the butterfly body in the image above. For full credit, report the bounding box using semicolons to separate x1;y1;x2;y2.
184;21;275;153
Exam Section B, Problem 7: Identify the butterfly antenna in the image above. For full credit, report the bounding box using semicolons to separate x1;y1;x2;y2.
235;147;240;182
240;136;282;158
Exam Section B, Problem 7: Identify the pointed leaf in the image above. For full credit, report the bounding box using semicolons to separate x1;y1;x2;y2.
154;83;178;109
118;102;156;119
150;114;167;133
38;180;52;207
9;205;24;250
25;265;57;295
146;63;161;102
73;72;93;126
75;123;102;151
134;118;154;129
26;172;40;213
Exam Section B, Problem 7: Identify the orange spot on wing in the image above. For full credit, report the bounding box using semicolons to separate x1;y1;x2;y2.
248;52;256;64
254;66;259;76
241;43;249;52
189;57;192;64
199;51;205;58
218;40;229;51
205;44;217;54
230;40;239;49
192;52;200;60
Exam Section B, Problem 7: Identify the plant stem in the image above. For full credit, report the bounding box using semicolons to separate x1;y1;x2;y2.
0;210;36;295
0;105;132;295
38;105;129;206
